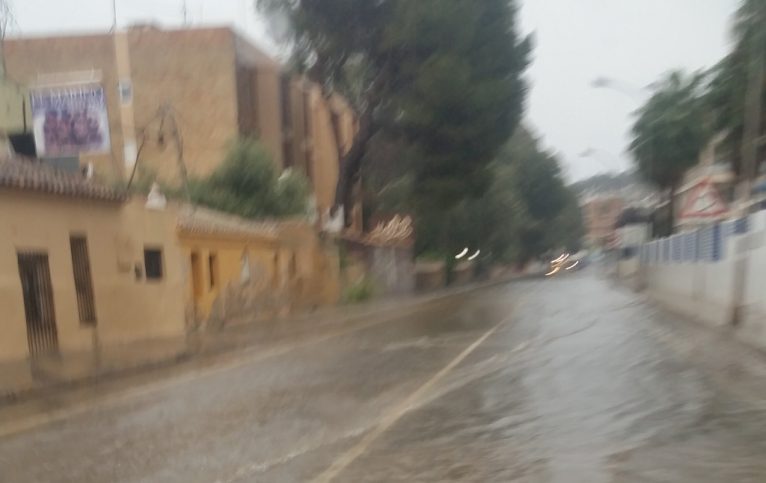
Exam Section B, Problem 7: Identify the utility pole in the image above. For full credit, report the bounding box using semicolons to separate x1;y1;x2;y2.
0;0;16;77
181;0;189;26
111;0;118;32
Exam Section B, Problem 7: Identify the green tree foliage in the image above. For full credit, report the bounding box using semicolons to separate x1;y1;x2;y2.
256;0;582;263
706;0;766;179
707;48;750;175
546;188;586;254
189;139;309;219
496;128;572;261
392;0;530;206
630;71;709;229
734;0;766;183
416;127;582;264
257;0;530;224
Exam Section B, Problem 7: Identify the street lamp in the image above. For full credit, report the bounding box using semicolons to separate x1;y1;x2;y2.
580;147;618;172
590;76;651;101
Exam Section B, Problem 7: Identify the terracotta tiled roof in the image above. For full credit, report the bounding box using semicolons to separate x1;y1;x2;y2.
0;157;126;202
177;205;279;240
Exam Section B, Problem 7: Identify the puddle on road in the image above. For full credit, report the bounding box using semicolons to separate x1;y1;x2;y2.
336;277;766;482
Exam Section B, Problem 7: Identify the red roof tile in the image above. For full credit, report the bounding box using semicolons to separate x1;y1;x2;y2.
177;205;279;240
0;157;125;202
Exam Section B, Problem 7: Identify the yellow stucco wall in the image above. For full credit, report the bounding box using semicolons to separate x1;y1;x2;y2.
178;233;281;322
291;86;360;224
178;220;341;326
0;193;186;362
278;222;341;307
306;86;341;218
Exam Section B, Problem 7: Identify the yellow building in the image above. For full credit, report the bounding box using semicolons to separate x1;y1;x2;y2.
0;156;341;363
177;206;340;327
0;157;186;363
5;26;359;222
0;25;357;363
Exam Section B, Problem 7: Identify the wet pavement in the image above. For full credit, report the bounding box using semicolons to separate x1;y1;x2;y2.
3;270;766;482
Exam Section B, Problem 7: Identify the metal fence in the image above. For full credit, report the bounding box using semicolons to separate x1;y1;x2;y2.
639;215;751;265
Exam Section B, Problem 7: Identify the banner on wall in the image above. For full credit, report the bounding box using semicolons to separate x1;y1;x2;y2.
30;84;111;157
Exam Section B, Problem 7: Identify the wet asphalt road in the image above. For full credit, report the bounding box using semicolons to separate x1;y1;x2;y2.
3;270;766;482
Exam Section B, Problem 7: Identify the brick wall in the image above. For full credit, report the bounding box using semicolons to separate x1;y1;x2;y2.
6;27;359;211
234;34;284;169
127;27;240;181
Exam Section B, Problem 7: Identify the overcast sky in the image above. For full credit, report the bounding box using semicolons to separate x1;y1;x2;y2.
13;0;741;181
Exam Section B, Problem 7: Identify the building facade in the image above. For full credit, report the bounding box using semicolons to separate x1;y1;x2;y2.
5;25;358;219
1;25;361;365
0;158;187;363
581;195;626;248
0;156;341;364
177;206;340;327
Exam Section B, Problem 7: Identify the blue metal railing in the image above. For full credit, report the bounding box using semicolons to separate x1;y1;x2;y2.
638;212;757;266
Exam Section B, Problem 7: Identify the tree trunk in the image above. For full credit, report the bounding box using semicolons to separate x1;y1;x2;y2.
667;184;678;236
327;61;391;227
332;111;374;226
740;25;765;195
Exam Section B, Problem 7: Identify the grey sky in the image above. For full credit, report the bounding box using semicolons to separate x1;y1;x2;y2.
519;0;739;180
12;0;741;181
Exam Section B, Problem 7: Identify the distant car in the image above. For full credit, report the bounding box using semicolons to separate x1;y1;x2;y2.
545;252;585;276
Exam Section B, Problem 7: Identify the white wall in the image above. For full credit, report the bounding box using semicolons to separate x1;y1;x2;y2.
645;260;739;327
738;232;766;348
639;213;766;351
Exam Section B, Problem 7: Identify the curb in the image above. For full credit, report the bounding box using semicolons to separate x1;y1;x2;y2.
0;351;193;407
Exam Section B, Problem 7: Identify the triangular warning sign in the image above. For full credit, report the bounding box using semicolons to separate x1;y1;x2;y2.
679;179;728;220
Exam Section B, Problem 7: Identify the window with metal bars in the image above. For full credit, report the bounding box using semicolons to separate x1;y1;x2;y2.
18;251;59;356
208;253;218;289
70;236;97;325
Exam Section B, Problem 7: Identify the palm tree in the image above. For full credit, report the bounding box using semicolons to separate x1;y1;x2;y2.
630;71;709;234
735;0;766;188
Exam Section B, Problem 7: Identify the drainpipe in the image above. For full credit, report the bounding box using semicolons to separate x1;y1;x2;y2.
113;29;138;179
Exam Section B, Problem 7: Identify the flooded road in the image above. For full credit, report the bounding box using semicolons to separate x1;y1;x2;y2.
3;270;766;482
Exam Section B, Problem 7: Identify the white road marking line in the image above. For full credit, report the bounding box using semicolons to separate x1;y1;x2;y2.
215;425;373;483
216;353;518;483
312;321;505;483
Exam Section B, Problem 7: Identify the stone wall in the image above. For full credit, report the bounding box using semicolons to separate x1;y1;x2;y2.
451;262;475;286
415;262;447;292
368;245;415;296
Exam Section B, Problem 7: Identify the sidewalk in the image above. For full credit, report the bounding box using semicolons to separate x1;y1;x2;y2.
0;277;514;407
0;337;190;405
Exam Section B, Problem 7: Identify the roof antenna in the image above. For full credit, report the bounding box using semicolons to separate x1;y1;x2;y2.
110;0;117;32
181;0;189;26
